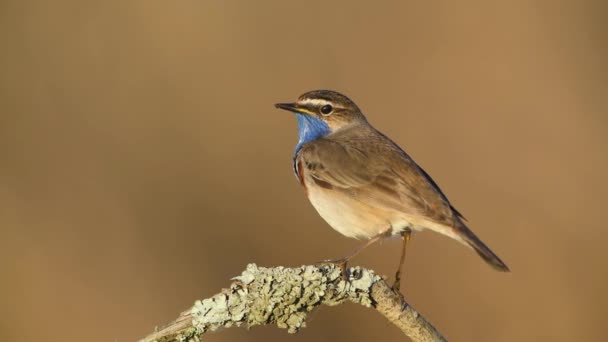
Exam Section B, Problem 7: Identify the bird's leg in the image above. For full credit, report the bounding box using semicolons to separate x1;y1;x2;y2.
392;229;411;292
317;229;392;280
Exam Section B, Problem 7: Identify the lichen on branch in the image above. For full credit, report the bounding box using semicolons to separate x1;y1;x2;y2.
140;264;446;342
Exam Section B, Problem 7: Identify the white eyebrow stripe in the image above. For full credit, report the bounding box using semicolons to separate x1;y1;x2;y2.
299;98;330;106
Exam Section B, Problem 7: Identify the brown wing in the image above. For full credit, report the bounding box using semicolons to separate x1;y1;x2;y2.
297;139;379;188
296;136;458;227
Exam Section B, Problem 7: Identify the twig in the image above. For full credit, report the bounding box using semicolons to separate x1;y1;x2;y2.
139;264;446;342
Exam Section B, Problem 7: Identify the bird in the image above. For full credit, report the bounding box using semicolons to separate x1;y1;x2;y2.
275;90;509;290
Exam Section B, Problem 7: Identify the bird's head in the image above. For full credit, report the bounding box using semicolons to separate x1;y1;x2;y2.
275;90;367;151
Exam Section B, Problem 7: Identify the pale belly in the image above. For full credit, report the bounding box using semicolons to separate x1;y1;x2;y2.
306;184;467;245
306;185;413;239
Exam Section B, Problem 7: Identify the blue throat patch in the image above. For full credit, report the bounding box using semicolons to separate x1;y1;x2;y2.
294;113;331;154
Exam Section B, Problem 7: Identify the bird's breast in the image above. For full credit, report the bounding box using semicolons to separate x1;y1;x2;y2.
303;176;404;239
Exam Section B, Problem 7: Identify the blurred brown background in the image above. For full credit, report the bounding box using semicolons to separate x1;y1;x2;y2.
1;1;607;341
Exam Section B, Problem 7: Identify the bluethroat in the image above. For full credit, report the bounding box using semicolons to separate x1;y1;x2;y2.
275;90;509;290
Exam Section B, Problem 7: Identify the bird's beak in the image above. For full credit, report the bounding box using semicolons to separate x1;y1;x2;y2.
274;102;315;116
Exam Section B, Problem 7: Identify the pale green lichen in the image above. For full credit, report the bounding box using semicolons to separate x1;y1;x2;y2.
189;263;382;339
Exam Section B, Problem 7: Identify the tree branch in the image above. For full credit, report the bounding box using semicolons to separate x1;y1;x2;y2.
139;264;446;342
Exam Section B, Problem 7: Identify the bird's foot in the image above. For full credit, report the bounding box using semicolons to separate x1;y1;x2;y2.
315;258;349;281
392;270;403;293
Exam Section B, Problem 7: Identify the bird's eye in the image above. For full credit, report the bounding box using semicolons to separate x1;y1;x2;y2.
320;104;333;115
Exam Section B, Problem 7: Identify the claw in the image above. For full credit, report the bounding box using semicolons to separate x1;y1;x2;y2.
392;271;402;292
315;259;349;280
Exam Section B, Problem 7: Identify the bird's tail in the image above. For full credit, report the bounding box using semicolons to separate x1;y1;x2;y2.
455;221;510;272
